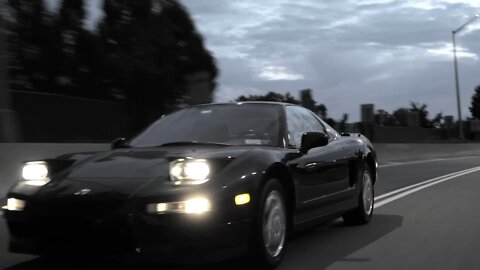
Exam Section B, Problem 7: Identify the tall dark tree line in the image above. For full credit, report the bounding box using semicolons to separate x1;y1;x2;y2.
375;102;442;128
6;0;59;92
236;91;301;104
236;90;336;125
470;85;480;120
99;0;217;127
6;0;217;128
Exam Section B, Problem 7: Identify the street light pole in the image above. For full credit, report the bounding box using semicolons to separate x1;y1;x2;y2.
452;14;479;141
452;30;464;140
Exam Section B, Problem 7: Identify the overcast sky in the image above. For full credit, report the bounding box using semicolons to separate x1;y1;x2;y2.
179;0;480;121
44;0;480;121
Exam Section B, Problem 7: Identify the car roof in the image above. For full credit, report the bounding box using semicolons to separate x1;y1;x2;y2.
192;101;300;107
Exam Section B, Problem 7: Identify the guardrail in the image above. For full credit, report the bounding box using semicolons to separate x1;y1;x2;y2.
375;143;480;162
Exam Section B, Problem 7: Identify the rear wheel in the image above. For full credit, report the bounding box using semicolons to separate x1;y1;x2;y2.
343;166;374;225
250;179;287;269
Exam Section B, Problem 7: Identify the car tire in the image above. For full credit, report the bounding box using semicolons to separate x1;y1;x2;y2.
342;165;374;225
250;178;288;269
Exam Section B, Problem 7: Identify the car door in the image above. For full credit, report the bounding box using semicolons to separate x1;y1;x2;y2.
285;106;351;219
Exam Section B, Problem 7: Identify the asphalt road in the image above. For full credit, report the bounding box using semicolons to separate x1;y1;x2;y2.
1;156;480;269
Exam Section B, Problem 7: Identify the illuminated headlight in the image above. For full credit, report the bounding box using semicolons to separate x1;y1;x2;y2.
5;198;26;211
184;198;211;214
146;198;211;214
170;159;210;185
22;161;50;186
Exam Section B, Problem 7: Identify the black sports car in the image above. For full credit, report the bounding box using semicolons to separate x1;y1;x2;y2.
3;102;377;268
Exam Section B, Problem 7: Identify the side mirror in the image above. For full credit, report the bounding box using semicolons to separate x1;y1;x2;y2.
300;132;329;153
111;137;128;150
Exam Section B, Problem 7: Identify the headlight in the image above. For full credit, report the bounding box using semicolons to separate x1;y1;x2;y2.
184;198;211;214
5;198;26;211
146;197;211;215
22;161;50;186
170;159;210;185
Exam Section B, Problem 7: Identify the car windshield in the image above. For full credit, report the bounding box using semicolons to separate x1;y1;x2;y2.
129;104;282;147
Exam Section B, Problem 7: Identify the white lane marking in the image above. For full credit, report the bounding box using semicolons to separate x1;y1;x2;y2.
383;162;401;165
374;166;480;209
379;156;480;168
375;167;480;201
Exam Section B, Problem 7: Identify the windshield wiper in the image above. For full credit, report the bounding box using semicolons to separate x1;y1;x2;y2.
158;141;231;147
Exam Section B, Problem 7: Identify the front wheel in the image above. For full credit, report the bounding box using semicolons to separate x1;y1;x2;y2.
250;179;287;269
343;166;374;225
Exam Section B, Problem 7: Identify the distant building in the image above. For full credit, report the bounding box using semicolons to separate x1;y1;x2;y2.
361;104;374;123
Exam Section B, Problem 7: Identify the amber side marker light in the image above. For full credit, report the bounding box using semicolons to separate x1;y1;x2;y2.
235;193;251;205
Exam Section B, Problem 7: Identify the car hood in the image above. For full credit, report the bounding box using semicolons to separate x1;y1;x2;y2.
15;146;265;216
45;146;254;197
65;146;248;179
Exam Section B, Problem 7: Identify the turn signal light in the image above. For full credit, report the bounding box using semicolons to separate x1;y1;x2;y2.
235;193;251;205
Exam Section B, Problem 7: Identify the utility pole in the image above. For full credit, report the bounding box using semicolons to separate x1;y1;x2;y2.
451;14;480;141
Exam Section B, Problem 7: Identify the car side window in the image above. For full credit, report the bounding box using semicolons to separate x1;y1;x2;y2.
285;106;327;148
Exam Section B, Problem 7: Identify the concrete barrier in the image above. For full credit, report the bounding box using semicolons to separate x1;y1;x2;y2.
375;143;480;162
1;143;480;199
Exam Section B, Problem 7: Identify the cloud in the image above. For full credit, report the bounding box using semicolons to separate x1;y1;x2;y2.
425;42;479;60
258;66;305;81
41;0;480;121
365;73;393;83
214;85;266;102
182;0;480;121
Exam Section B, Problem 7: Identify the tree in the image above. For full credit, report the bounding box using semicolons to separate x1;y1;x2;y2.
315;104;328;119
6;0;57;92
374;109;397;126
375;103;439;128
431;112;443;128
57;0;89;97
6;0;217;129
325;118;336;128
392;108;409;126
300;89;315;111
410;102;431;128
338;113;349;132
470;85;480;119
236;91;300;104
6;0;110;99
283;92;300;104
99;0;218;128
235;90;335;126
298;89;330;118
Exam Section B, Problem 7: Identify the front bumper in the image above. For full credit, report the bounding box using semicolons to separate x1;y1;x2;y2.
4;209;252;263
